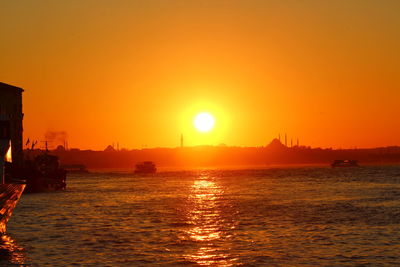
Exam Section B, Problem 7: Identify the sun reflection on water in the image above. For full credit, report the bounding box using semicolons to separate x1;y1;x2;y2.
183;174;237;266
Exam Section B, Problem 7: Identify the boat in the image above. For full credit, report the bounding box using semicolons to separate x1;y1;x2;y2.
0;115;25;234
21;153;67;193
60;164;88;174
331;159;359;168
134;161;157;174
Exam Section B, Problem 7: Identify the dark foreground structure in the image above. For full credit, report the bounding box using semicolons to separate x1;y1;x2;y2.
0;91;25;233
1;82;66;193
0;82;23;168
0;183;25;233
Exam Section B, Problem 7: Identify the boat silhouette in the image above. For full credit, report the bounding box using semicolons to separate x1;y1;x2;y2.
331;159;359;167
134;161;157;174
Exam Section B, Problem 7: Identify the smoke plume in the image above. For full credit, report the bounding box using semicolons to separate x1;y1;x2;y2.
44;130;68;148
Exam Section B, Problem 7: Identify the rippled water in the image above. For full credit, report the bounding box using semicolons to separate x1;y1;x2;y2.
3;166;400;266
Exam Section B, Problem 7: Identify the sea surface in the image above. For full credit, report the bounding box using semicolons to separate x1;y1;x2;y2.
2;166;400;266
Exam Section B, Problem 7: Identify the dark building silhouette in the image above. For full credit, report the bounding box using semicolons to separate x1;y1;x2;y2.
104;145;116;152
0;82;24;167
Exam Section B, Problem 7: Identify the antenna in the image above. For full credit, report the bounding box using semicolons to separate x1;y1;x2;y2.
41;140;50;152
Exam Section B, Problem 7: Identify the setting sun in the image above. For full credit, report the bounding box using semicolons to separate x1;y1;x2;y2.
194;112;215;133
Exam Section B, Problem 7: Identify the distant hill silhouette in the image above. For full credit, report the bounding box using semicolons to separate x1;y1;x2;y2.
24;140;400;170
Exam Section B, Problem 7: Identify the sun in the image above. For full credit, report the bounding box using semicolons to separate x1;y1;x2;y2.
194;112;215;133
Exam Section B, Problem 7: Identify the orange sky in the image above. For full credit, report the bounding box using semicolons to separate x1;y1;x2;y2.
1;1;399;150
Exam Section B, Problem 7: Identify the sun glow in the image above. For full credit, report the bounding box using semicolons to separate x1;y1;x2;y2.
194;112;215;133
179;101;229;146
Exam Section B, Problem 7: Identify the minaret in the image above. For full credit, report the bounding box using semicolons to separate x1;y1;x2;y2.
278;133;281;142
180;134;184;148
285;134;287;147
297;138;299;147
291;138;293;148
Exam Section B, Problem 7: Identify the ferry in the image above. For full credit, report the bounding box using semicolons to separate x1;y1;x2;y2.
60;164;88;173
134;161;157;174
331;159;359;168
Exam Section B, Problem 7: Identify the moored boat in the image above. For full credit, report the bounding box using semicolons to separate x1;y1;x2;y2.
22;153;67;193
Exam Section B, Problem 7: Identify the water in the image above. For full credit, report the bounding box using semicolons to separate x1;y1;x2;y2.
3;166;400;266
